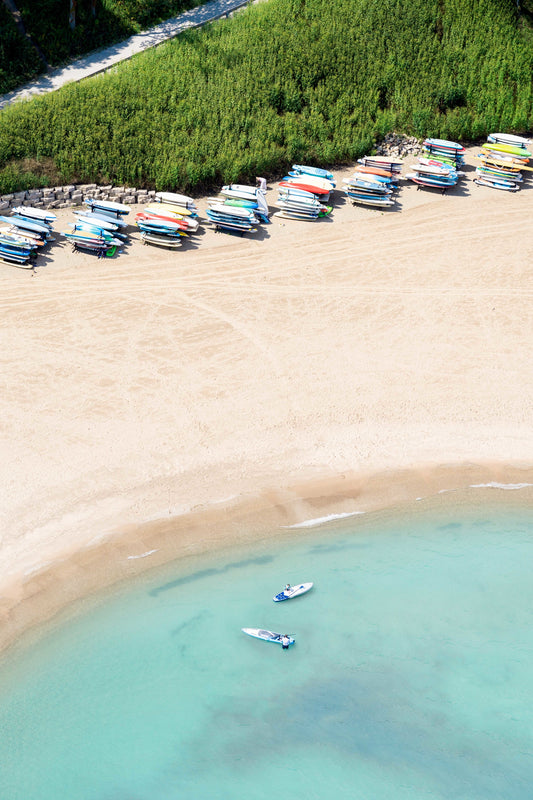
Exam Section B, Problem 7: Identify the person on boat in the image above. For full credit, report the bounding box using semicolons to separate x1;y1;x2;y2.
284;584;291;594
281;634;291;650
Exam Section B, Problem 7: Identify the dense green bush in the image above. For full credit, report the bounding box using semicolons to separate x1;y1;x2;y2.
0;0;532;194
0;0;201;93
0;4;43;94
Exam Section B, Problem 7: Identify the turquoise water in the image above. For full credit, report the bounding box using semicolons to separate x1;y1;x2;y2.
1;502;533;799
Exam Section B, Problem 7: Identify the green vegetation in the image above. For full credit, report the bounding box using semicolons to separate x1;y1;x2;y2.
0;0;201;94
0;2;43;93
0;0;532;194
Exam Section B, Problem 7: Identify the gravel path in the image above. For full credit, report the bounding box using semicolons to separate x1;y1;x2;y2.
0;0;251;110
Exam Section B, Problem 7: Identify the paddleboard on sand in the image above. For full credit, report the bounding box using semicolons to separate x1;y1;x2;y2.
74;214;121;232
292;164;335;181
84;199;131;216
80;210;129;228
141;231;183;248
11;206;56;224
273;582;313;602
3;215;52;236
208;203;256;219
0;253;34;268
278;181;330;197
154;192;196;208
481;142;532;158
283;175;335;192
136;211;189;229
487;132;530;148
423;138;464;151
145;202;194;218
242;629;295;646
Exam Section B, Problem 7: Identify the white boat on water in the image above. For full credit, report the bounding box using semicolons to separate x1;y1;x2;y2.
273;582;313;602
242;628;295;646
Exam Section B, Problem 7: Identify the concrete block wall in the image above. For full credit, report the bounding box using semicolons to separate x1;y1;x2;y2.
0;184;155;212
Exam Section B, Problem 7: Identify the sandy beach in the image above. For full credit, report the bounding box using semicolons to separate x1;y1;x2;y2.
1;145;532;653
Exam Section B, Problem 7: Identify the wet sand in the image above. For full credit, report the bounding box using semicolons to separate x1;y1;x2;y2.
1;146;532;653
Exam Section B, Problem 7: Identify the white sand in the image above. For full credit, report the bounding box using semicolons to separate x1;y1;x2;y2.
1;146;532;649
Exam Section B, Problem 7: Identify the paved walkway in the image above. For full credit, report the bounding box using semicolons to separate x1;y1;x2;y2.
0;0;250;110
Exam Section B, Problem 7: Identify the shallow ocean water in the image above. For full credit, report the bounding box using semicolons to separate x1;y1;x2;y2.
1;500;532;799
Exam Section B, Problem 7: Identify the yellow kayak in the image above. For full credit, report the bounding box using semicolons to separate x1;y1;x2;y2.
144;202;194;218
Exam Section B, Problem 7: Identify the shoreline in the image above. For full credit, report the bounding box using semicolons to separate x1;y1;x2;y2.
1;461;532;657
1;145;533;656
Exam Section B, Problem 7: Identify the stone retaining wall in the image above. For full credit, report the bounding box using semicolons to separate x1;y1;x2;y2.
0;184;154;212
375;133;421;158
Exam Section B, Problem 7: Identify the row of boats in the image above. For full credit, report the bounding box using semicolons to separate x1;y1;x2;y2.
337;141;465;205
339;133;531;204
135;185;270;241
0;134;530;264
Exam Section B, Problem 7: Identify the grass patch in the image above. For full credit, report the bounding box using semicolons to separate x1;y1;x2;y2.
0;0;531;194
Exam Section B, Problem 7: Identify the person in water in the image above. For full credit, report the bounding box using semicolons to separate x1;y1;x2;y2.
281;634;291;650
